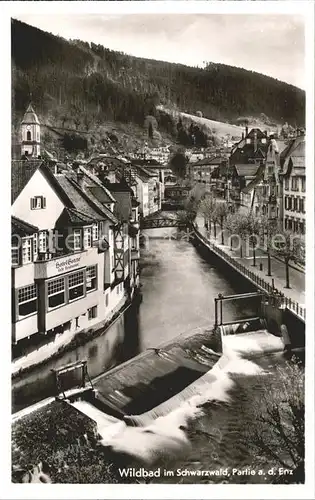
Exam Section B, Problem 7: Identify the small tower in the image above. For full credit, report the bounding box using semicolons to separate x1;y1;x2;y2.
21;103;41;158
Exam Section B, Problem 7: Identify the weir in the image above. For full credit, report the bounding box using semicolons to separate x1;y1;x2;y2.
18;290;300;430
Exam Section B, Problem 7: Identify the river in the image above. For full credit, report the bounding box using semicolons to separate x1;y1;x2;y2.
12;228;260;413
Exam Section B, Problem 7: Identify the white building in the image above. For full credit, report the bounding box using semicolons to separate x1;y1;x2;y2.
281;134;305;234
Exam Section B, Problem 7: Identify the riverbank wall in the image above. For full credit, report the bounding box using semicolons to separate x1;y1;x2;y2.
191;229;305;349
12;291;143;413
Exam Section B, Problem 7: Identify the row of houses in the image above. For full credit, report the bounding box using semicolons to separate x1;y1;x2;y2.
188;127;306;234
11;104;168;346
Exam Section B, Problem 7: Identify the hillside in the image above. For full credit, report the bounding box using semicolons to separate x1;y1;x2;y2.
12;18;305;153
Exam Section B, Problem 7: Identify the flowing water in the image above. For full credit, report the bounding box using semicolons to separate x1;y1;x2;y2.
13;228;278;413
12;228;301;482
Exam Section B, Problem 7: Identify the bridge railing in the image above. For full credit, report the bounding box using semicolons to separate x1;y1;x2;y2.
193;227;306;321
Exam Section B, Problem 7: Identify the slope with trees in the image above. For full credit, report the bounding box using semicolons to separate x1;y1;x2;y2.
12;18;305;145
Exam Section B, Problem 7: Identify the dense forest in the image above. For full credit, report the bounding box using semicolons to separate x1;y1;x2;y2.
12;19;305;139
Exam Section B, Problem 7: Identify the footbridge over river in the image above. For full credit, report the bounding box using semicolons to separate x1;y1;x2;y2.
140;210;189;230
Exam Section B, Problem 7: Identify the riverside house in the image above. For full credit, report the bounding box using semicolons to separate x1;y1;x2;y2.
280;132;306;234
11;159;140;345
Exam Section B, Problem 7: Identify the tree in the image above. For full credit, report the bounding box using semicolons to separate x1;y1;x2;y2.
248;358;304;483
169;152;188;180
199;195;216;234
214;203;229;245
228;213;254;258
225;212;238;250
260;217;278;277
144;115;158;139
272;229;304;289
246;215;261;267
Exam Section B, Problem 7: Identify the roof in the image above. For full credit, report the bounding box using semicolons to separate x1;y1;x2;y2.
281;136;305;176
104;180;134;194
12;216;38;237
135;165;157;179
234;164;261;177
52;175;111;223
230;143;267;165
241;169;264;194
86;186;113;204
21;104;40;125
246;128;266;138
55;207;101;227
11;159;43;204
79;166;116;202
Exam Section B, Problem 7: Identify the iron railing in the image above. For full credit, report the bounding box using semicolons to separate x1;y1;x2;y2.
193;227;306;321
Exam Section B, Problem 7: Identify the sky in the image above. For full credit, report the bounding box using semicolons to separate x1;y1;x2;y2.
16;13;305;89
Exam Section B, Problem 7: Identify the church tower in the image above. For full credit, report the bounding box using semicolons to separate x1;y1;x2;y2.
21;103;41;158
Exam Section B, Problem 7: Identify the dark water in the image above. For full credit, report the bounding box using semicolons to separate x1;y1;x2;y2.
12;228;258;413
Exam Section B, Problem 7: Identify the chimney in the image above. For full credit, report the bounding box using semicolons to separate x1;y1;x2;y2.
245;126;248;136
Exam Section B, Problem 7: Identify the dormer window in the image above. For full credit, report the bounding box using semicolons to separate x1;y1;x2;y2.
30;196;46;210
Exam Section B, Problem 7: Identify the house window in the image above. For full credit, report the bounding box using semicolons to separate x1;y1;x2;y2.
84;227;92;249
105;294;109;307
22;238;32;264
73;229;82;251
261;138;267;144
18;284;37;318
293;198;298;211
246;138;251;144
86;265;97;292
47;277;65;309
92;224;99;241
11;237;20;266
284;178;289;190
68;270;84;301
27;131;31;141
88;306;97;320
301;177;306;192
291;177;299;191
38;231;48;254
33;234;38;260
287;197;292;210
300;198;305;213
30;196;46;210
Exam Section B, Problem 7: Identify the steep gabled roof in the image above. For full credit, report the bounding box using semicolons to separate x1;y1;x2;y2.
11;159;43;204
247;128;266;138
234;164;261;177
12;216;38;236
55;207;103;228
281;136;305;176
241;168;265;194
135;165;157;178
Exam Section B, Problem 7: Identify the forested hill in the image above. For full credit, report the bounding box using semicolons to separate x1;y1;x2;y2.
12;18;305;133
